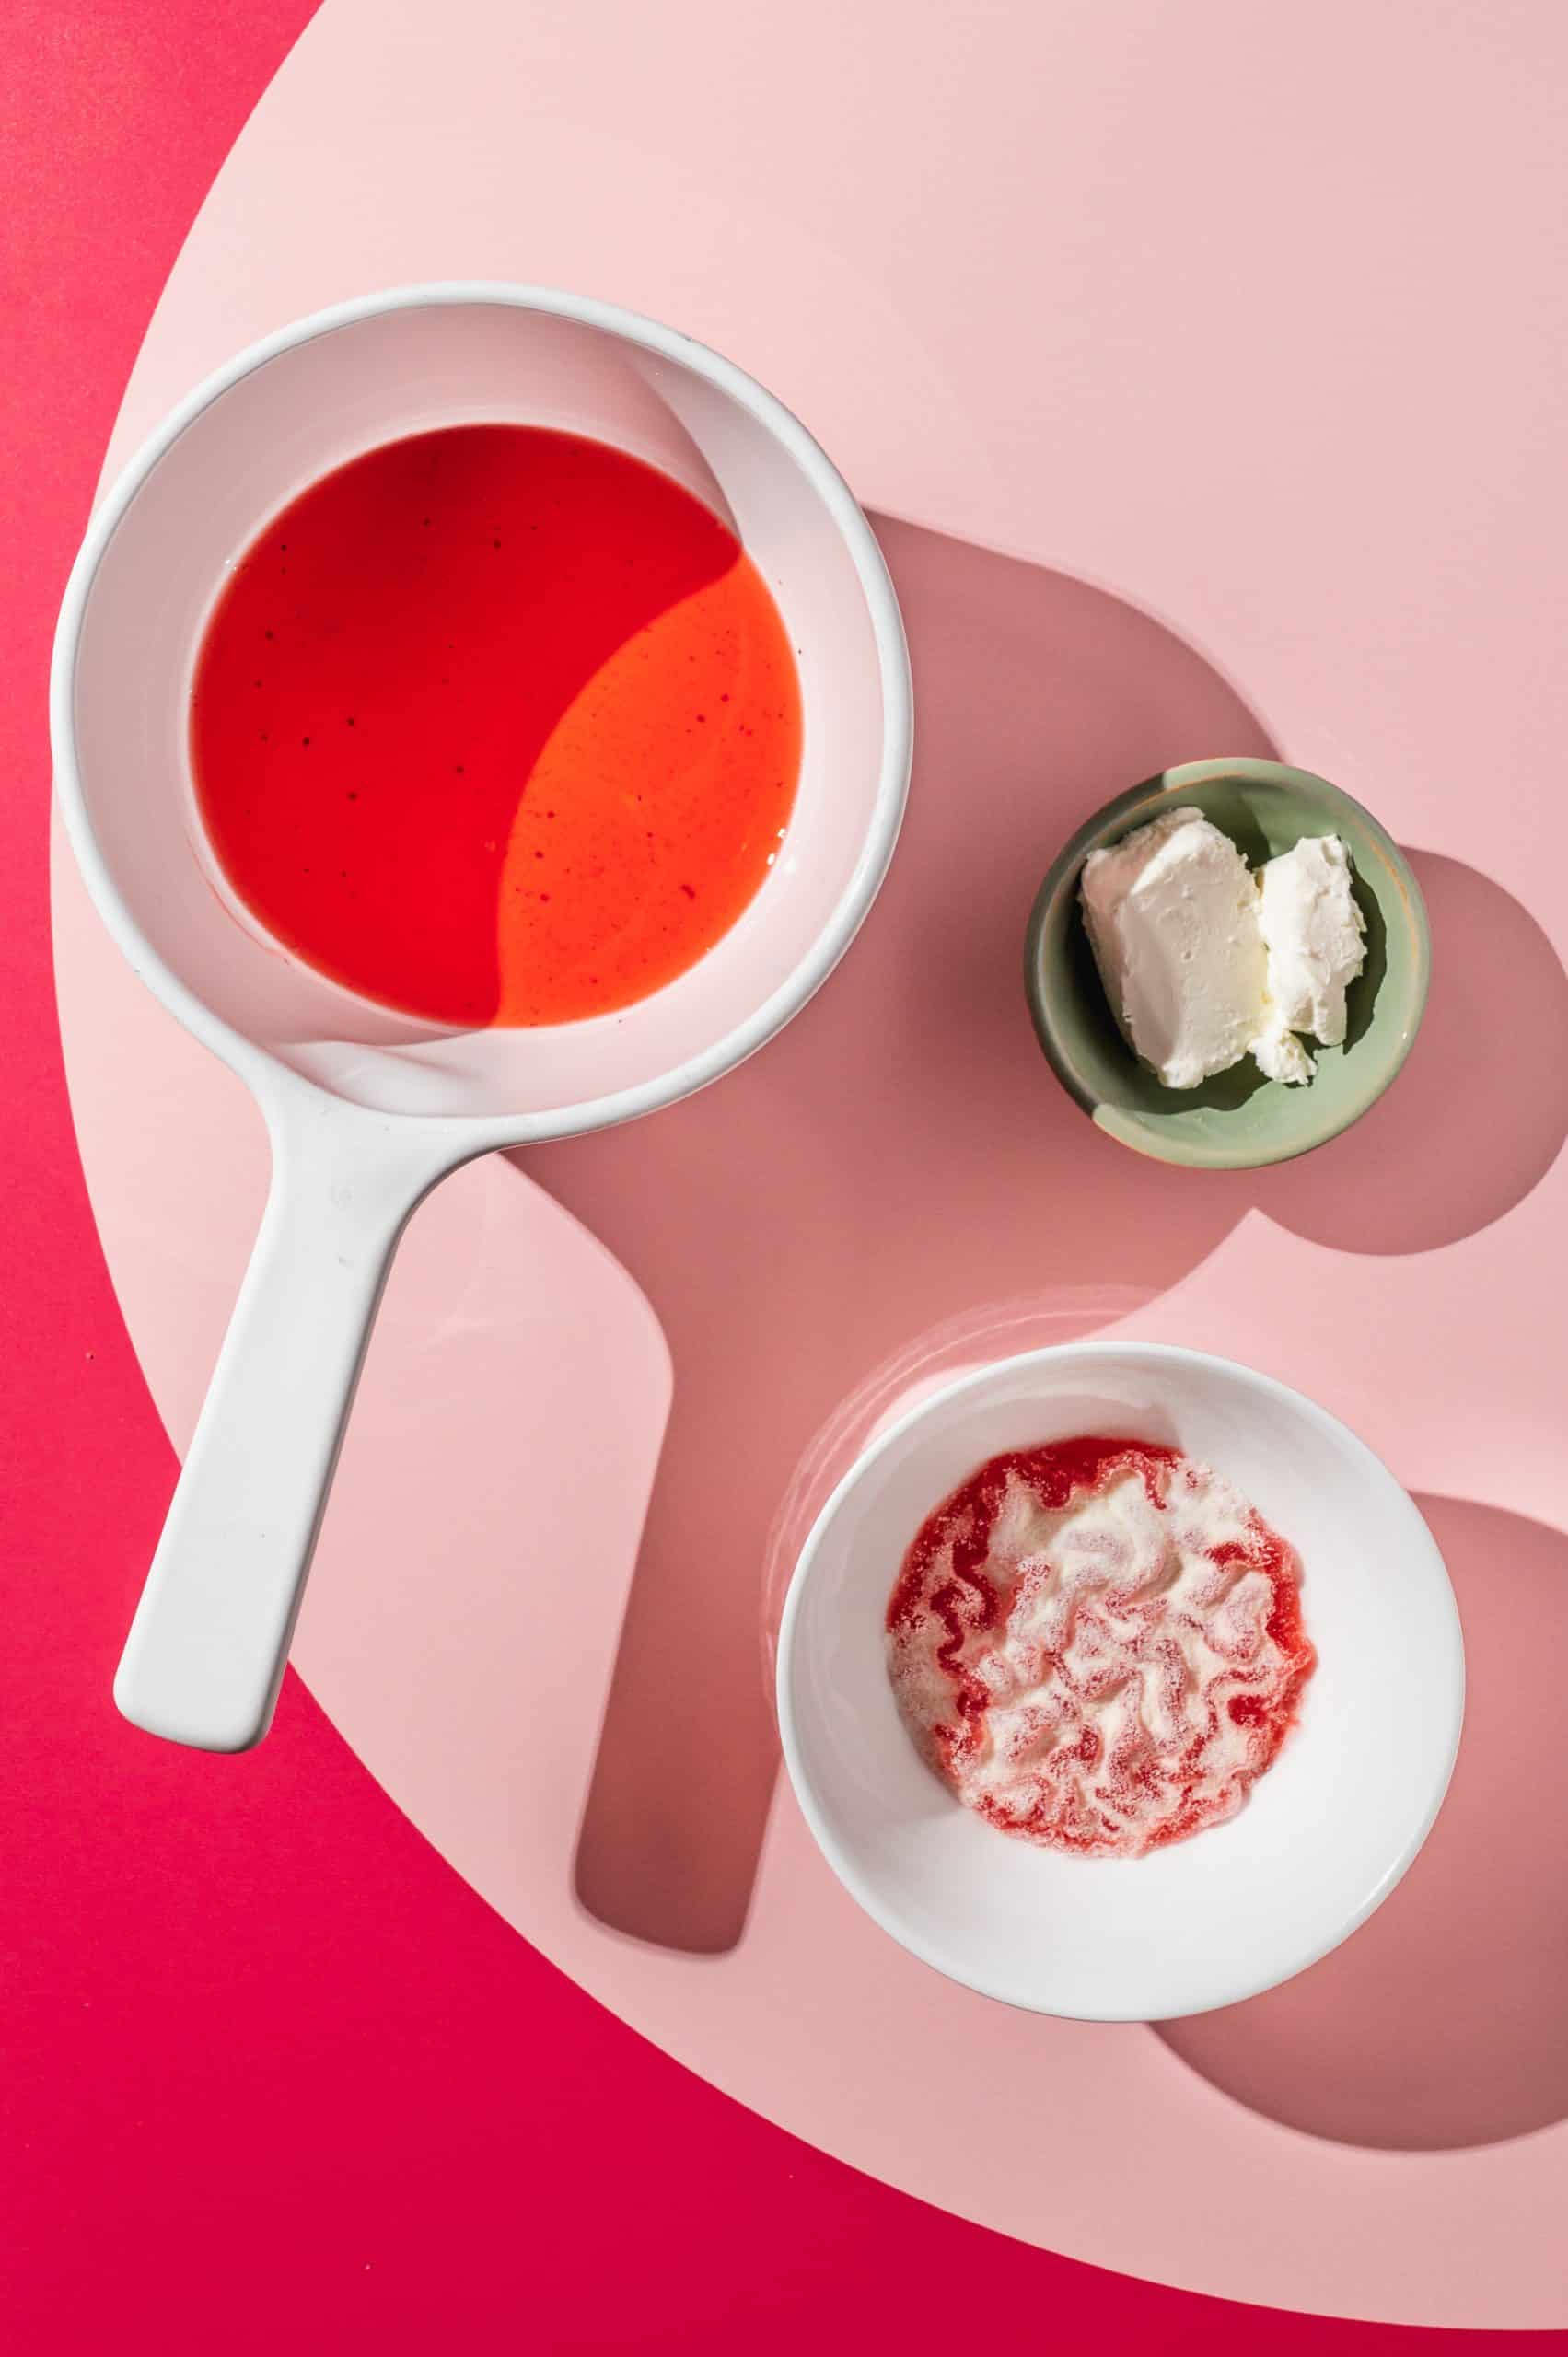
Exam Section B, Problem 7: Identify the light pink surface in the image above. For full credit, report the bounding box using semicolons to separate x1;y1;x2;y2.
53;0;1568;2327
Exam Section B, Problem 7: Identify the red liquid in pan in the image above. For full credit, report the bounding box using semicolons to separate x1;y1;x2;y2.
191;424;803;1026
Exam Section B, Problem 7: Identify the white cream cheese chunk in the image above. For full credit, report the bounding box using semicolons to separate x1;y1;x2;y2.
1079;807;1269;1088
1256;833;1367;1051
1080;811;1368;1091
1250;1015;1316;1087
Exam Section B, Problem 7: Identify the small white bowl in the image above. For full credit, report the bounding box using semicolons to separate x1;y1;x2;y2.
775;1342;1464;2021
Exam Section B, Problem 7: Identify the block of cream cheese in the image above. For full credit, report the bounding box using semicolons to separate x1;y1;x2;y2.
1257;834;1367;1050
1079;807;1271;1088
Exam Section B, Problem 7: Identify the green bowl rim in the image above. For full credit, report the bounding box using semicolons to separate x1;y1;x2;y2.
1023;756;1433;1171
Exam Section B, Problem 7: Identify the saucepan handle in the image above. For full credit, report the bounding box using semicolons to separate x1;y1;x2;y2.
114;1089;459;1751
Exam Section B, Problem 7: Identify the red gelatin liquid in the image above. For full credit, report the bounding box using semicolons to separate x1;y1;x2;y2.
191;424;803;1026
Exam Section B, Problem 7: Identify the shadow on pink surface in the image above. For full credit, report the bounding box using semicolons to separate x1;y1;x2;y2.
1255;853;1568;1256
1159;1496;1568;2150
519;517;1568;1956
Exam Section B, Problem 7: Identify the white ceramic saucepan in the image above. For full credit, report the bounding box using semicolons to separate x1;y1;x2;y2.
53;284;912;1752
776;1342;1465;2020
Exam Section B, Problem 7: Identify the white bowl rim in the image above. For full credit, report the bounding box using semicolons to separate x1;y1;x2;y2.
774;1338;1467;2022
49;279;913;1147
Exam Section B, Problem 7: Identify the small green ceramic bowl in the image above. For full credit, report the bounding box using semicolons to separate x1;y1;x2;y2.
1024;757;1430;1169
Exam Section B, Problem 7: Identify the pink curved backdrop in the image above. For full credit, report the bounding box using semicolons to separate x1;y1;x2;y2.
50;0;1568;2332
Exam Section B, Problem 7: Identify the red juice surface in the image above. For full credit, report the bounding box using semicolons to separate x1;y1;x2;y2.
191;424;803;1026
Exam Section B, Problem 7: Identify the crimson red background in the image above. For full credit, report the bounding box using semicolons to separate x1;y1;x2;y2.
1;7;1549;2347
